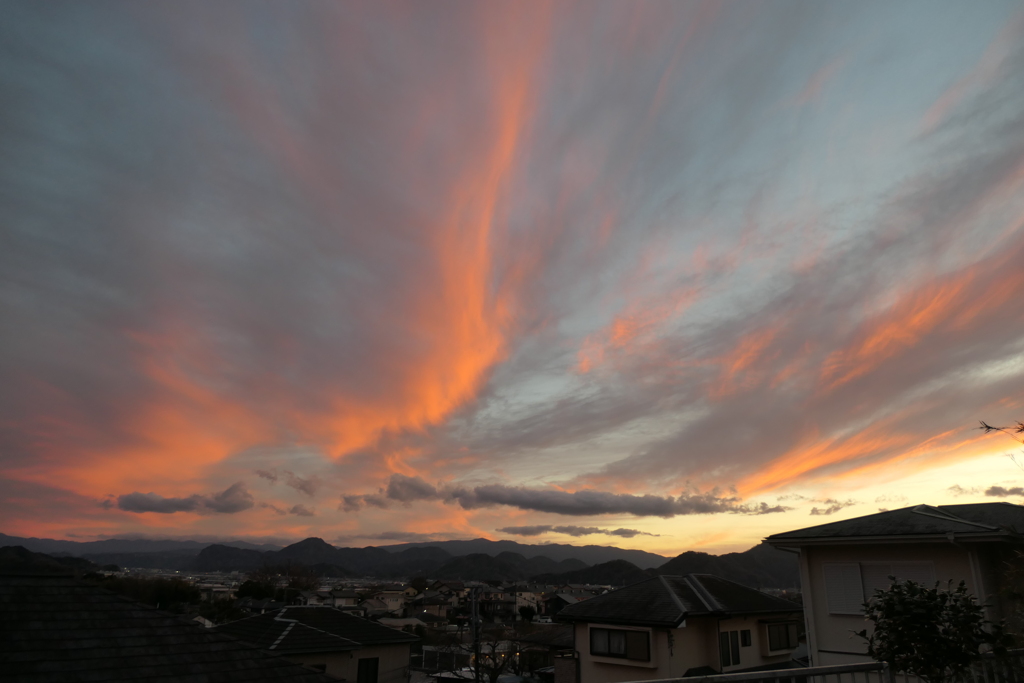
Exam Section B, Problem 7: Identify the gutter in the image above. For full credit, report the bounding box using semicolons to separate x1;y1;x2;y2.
766;531;1012;547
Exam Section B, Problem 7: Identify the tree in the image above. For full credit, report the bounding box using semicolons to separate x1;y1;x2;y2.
410;576;429;594
978;420;1024;470
856;578;1007;683
518;605;536;623
475;625;515;683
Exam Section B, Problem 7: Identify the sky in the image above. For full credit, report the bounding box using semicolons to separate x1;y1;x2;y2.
2;1;1024;556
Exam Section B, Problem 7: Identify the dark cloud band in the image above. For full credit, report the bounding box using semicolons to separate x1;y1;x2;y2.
340;474;790;518
117;482;254;514
497;524;659;538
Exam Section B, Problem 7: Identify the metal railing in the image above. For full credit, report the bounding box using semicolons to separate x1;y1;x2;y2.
629;650;1024;683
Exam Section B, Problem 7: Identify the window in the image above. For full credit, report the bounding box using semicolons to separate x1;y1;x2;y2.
825;561;937;614
357;658;379;683
741;630;751;647
823;563;864;614
767;622;799;651
590;628;650;661
719;630;741;667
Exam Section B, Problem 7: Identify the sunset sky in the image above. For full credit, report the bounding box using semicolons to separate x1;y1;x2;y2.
2;1;1024;555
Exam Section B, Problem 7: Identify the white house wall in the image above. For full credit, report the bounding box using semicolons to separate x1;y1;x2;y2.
800;543;978;666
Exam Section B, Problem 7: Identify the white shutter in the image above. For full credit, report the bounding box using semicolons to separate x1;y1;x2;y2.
892;562;936;586
823;563;864;614
861;563;894;600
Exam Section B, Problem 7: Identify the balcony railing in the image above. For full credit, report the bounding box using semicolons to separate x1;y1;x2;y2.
627;650;1024;683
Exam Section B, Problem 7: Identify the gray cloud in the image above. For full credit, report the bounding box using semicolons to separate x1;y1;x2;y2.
497;524;659;538
386;474;440;503
746;502;792;515
948;485;981;496
334;530;446;544
255;469;321;497
117;492;204;514
809;499;857;516
985;486;1024;497
259;502;286;515
117;482;254;514
875;494;907;504
288;504;315;517
340;495;365;513
343;474;783;518
255;469;278;484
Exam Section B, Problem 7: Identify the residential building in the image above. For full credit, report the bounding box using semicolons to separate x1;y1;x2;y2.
557;574;803;683
331;588;362;607
0;574;335;683
765;502;1024;666
218;605;419;683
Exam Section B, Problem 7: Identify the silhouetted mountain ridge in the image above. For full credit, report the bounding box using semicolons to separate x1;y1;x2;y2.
531;559;651;586
384;538;666;568
655;542;799;588
0;533;798;587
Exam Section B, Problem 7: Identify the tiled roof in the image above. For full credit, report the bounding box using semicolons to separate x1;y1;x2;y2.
218;606;418;654
0;575;337;683
766;503;1024;544
556;574;800;628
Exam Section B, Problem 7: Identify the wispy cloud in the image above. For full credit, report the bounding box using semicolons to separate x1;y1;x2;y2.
809;499;857;516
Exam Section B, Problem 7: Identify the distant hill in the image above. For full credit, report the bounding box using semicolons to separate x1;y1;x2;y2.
0;533;281;556
0;533;797;587
383;538;667;569
192;544;266;572
432;552;583;581
655;542;799;588
531;559;650;586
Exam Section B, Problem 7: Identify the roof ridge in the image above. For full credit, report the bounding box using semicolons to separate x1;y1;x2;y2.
657;575;689;620
682;574;722;613
261;607;361;648
913;504;999;530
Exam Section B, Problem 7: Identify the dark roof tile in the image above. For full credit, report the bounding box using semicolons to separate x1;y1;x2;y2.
0;575;336;682
557;574;800;627
766;503;1024;543
218;605;418;654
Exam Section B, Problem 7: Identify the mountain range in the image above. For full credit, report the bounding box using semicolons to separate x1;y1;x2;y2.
0;533;800;588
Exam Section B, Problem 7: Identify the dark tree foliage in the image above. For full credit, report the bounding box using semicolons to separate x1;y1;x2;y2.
86;575;201;613
197;597;248;624
1001;550;1024;645
856;578;1007;683
518;605;536;622
236;579;275;600
410;576;429;594
242;563;321;603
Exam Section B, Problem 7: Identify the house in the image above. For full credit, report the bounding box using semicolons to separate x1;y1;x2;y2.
361;596;392;616
409;593;453;618
218;605;419;683
0;574;336;682
331;588;362;607
544;592;586;617
765;502;1024;666
298;589;336;606
557;574;803;683
369;587;407;614
517;624;576;682
236;596;286;615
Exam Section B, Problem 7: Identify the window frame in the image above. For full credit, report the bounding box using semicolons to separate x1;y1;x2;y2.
589;626;651;662
766;622;800;652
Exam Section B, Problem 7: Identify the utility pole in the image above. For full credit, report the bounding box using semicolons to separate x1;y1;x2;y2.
472;586;481;683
